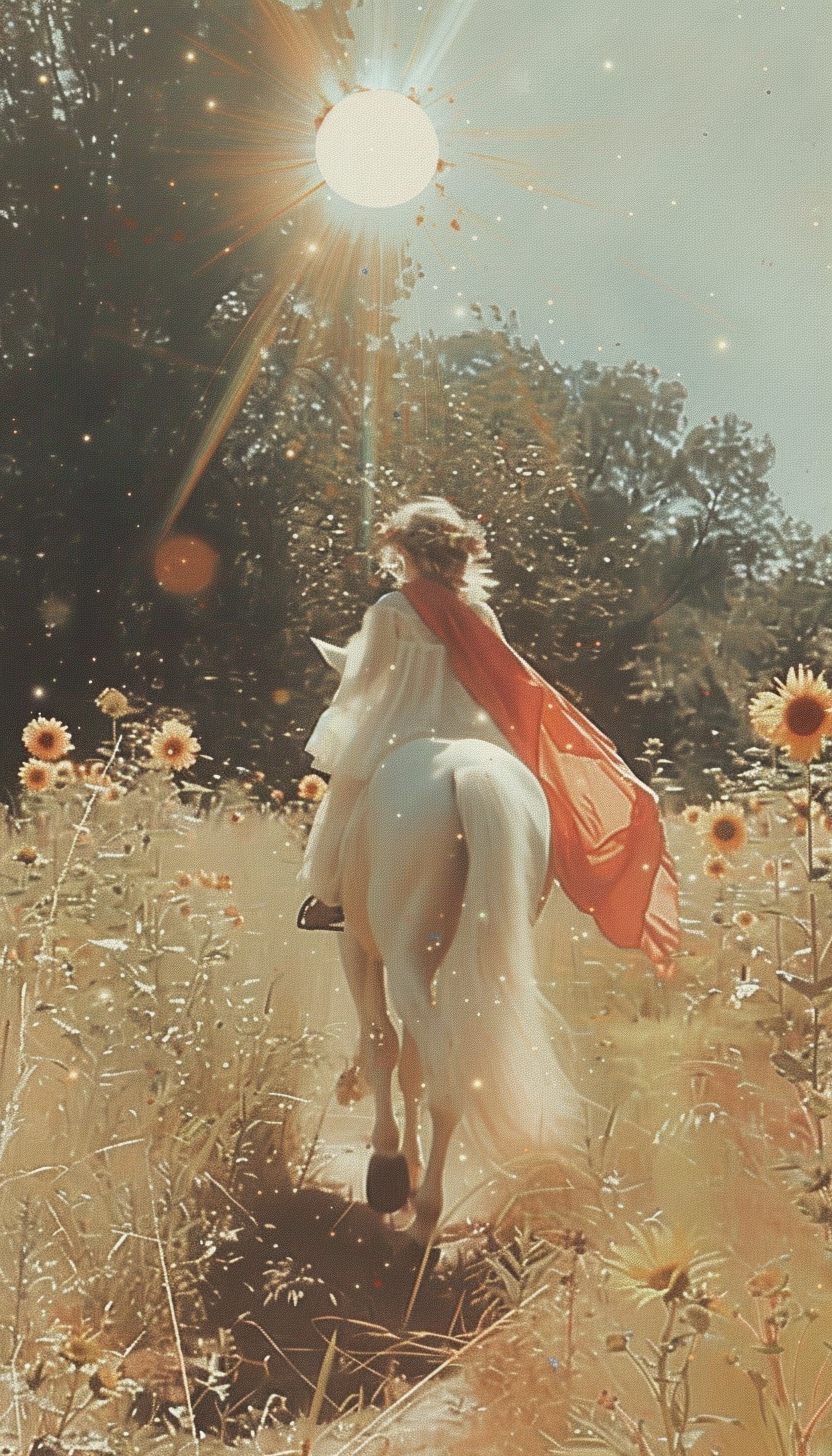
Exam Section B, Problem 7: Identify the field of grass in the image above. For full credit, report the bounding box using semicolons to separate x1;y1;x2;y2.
2;702;832;1456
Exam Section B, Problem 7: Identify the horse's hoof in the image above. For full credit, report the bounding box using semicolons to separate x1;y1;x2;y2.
366;1153;411;1214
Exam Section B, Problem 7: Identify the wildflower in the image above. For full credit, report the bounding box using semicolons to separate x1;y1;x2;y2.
223;905;244;927
215;873;232;891
682;805;703;825
786;790;821;835
95;688;130;719
746;1267;788;1299
684;1303;712;1334
13;846;39;866
22;716;74;762
89;1365;120;1398
148;719;201;772
60;1330;104;1367
605;1225;716;1307
704;854;730;880
270;788;285;804
336;1062;370;1106
706;804;746;855
733;909;757;930
77;762;112;787
597;1390;618;1409
297;773;328;803
749;665;832;763
54;760;74;788
174;872;193;889
19;760;57;793
763;859;778;880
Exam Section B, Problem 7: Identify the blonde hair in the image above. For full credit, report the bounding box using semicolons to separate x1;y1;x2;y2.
375;496;496;602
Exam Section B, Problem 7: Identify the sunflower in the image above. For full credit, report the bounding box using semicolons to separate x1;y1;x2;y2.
18;760;57;793
95;688;131;719
733;909;757;930
77;762;112;787
148;719;201;772
297;773;328;803
21;716;74;762
704;854;730;880
786;790;821;835
749;665;832;764
706;804;746;855
605;1224;718;1308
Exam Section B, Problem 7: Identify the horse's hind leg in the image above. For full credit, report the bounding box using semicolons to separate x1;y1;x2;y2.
398;1027;424;1192
372;873;467;1244
338;927;410;1214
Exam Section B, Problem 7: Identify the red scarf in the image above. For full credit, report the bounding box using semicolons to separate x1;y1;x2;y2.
402;580;680;966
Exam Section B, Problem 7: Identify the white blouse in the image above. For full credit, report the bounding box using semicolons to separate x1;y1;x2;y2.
304;590;516;780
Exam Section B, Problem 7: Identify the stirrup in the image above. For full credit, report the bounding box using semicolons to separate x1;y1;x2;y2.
297;895;345;932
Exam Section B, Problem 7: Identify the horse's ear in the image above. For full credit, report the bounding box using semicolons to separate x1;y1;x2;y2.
311;637;347;678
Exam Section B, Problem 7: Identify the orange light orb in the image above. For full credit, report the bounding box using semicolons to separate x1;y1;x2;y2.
153;535;220;595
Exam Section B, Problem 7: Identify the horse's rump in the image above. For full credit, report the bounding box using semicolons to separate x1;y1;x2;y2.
348;737;582;1165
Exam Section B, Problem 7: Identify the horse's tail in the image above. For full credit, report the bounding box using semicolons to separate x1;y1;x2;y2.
437;763;582;1163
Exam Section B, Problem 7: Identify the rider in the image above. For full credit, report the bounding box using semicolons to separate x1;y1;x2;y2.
297;497;512;931
297;495;680;968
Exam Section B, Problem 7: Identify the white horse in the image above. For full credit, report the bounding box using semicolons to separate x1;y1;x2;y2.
314;644;582;1247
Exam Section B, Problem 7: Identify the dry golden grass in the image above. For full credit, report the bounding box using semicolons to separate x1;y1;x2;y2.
2;721;832;1456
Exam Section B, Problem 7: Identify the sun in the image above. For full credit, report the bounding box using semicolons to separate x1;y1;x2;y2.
315;90;440;208
155;0;607;545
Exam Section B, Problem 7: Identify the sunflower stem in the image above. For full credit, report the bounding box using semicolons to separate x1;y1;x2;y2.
809;892;823;1153
655;1300;680;1451
806;762;814;880
774;858;785;1016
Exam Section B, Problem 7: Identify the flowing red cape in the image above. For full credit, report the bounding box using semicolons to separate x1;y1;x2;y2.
403;580;680;966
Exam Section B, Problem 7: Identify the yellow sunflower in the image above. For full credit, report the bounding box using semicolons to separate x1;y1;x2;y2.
18;759;57;793
749;665;832;763
733;909;757;930
705;804;746;855
21;716;74;762
297;773;328;803
704;854;730;880
148;719;201;772
605;1224;718;1307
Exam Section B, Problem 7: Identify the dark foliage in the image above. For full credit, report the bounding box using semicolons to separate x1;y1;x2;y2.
2;2;830;807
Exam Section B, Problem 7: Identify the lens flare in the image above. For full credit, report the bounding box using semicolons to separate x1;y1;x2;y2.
153;534;220;595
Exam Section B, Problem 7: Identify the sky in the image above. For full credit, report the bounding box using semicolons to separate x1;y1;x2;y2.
362;0;831;534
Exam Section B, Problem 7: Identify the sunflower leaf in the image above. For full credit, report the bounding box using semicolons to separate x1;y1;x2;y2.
775;970;832;999
770;1051;813;1082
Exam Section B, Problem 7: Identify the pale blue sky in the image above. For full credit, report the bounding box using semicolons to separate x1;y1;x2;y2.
377;0;831;533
